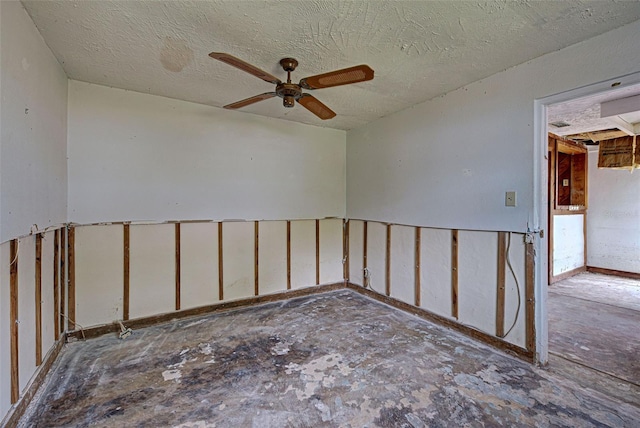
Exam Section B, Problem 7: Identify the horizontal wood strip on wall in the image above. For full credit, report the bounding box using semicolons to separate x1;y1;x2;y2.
587;266;640;280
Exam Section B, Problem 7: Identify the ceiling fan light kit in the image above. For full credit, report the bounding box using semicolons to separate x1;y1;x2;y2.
209;52;374;120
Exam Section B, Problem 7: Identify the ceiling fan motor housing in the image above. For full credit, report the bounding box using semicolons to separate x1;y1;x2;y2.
276;82;302;108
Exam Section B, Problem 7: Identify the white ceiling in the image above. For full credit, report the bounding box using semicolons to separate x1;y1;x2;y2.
548;83;640;140
22;1;640;130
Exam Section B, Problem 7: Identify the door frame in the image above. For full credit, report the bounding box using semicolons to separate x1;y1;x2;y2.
533;70;640;364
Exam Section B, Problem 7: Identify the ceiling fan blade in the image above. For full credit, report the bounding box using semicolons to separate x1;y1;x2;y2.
209;52;281;85
297;94;336;120
224;92;277;109
299;65;374;90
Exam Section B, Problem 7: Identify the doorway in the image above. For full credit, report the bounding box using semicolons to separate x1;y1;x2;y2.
535;75;640;395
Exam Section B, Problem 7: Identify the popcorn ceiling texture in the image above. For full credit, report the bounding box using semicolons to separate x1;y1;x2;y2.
22;0;640;130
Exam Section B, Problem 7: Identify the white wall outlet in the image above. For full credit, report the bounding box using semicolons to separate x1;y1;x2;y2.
505;191;517;207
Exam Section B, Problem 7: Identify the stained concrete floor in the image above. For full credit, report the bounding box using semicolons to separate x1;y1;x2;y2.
22;289;640;427
548;272;640;385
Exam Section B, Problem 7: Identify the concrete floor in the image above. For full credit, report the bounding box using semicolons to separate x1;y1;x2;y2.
22;288;640;427
548;272;640;385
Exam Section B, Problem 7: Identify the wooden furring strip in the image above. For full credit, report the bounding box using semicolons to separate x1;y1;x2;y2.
53;229;60;340
525;240;536;352
496;232;507;337
10;239;19;404
363;221;368;272
175;223;181;311
385;224;391;296
60;230;66;331
315;220;320;285
35;233;43;366
415;227;421;307
123;224;130;321
218;222;224;301
286;221;291;290
451;230;458;319
254;221;259;296
67;227;76;331
343;220;350;282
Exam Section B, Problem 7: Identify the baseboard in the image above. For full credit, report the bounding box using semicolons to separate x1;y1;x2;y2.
67;281;534;363
587;266;640;280
66;282;347;341
346;283;534;363
550;265;587;284
2;335;66;428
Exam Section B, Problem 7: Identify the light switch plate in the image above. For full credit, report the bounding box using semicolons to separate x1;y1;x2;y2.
505;191;517;207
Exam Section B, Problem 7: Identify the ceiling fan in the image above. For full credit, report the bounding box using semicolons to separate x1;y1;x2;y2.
209;52;374;120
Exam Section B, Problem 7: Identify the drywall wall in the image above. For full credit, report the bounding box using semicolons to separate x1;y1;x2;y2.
349;222;527;348
553;214;585;276
0;1;67;243
75;225;123;327
503;233;526;348
129;224;175;319
222;222;254;301
290;220;316;289
419;228;453;319
457;231;498;335
347;220;364;286
258;221;287;296
70;219;343;329
17;236;36;393
67;81;346;225
180;222;219;309
587;151;640;273
346;20;640;233
390;225;416;305
41;231;56;354
319;219;343;284
365;222;387;295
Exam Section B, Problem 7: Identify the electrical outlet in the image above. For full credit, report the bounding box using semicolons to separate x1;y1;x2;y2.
505;191;516;207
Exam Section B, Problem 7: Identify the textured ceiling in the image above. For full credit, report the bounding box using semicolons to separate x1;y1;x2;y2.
22;1;640;130
548;83;640;138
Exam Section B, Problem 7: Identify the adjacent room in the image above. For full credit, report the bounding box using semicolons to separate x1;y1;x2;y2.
1;1;639;426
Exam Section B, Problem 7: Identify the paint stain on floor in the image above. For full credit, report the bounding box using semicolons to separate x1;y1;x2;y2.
21;289;640;427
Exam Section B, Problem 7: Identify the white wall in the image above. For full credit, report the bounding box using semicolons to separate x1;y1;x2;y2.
0;0;68;243
346;20;640;233
67;81;346;225
587;151;640;273
552;214;585;276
